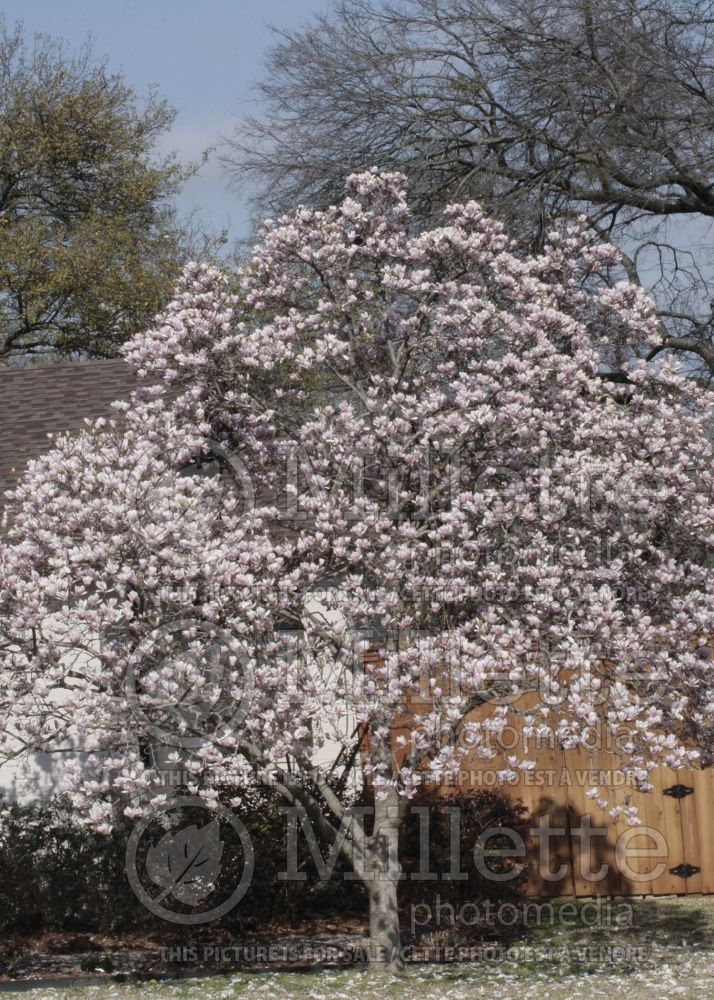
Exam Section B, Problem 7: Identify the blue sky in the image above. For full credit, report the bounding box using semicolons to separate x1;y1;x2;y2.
6;1;706;292
1;1;331;242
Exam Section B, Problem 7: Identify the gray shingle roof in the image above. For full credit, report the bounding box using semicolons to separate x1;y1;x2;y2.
0;359;142;506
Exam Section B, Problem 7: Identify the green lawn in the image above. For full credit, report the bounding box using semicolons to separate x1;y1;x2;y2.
7;896;714;1000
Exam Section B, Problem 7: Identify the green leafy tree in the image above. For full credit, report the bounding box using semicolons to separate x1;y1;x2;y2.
0;20;192;362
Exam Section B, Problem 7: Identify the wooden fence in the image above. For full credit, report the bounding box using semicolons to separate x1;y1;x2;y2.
369;649;714;897
453;700;714;897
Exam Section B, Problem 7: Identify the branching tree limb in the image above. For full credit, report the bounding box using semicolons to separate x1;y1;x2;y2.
225;0;714;379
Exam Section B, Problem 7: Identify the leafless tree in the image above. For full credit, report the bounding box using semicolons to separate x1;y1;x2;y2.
224;0;714;379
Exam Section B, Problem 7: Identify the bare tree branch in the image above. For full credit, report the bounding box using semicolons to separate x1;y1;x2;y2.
225;0;714;378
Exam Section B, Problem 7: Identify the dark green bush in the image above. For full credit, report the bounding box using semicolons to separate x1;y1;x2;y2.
79;953;114;972
0;795;135;934
0;789;362;935
399;788;531;942
0;786;529;939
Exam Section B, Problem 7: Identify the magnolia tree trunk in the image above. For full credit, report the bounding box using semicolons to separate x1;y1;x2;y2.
362;787;404;972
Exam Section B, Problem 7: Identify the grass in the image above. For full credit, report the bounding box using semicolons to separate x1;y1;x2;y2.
5;895;714;1000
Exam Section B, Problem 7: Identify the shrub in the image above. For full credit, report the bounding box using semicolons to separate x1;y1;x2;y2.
0;795;136;934
399;788;531;943
0;786;529;942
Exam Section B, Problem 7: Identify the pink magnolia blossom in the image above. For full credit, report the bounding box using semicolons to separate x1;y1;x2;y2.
1;169;713;962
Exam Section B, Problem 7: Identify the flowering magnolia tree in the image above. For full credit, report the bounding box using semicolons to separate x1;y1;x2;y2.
1;171;714;965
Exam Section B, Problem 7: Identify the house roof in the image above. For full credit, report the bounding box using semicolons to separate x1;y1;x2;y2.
0;359;143;507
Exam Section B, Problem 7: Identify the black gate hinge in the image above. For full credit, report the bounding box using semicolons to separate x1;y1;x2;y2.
670;863;700;878
663;784;694;800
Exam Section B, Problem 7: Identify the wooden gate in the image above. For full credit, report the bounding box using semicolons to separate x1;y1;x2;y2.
454;728;714;897
378;649;714;898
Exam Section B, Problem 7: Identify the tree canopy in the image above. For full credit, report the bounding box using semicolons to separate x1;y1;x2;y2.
0;19;191;362
2;172;713;961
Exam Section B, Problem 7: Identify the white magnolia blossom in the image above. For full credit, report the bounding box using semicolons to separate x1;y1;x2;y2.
0;169;712;827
